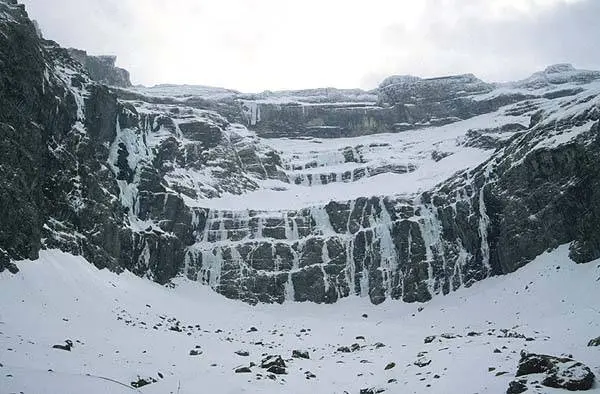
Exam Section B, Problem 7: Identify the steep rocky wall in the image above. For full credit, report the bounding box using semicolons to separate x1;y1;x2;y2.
0;0;77;263
2;0;600;308
0;0;188;279
77;86;600;305
181;191;489;305
178;99;600;305
486;118;600;270
68;48;131;88
241;102;407;138
240;75;528;139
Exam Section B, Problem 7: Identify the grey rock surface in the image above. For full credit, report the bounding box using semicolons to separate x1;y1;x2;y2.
68;48;132;88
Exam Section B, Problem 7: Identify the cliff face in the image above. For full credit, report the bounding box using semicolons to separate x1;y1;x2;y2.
1;0;600;305
0;0;76;264
67;48;132;88
234;74;525;139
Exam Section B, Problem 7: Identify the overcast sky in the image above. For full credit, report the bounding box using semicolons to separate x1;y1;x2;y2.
20;0;599;92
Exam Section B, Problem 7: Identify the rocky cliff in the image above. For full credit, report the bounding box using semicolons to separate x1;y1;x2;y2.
1;0;599;305
67;48;131;88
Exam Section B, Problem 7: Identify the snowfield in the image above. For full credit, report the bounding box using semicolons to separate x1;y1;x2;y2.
184;108;530;211
1;245;599;393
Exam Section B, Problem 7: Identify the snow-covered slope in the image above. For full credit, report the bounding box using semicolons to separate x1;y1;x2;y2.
197;109;527;210
1;246;598;393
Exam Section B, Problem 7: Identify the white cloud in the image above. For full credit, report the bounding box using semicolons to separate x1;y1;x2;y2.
20;0;598;91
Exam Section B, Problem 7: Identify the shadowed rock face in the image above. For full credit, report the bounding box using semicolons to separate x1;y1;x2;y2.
68;48;132;88
2;0;600;305
238;74;526;139
0;0;77;261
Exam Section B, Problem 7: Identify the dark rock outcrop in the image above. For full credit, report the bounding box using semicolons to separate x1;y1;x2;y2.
512;351;595;391
52;340;73;351
68;48;131;88
260;355;287;374
130;376;157;388
0;249;18;273
292;350;309;359
0;0;77;262
506;380;528;394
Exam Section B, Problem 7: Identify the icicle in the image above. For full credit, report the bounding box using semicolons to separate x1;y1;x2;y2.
243;102;261;126
201;212;209;242
257;215;264;239
284;276;295;302
201;248;223;288
284;212;298;241
291;215;300;240
218;211;226;242
478;186;491;275
416;198;444;296
454;245;467;288
139;240;150;272
377;198;396;298
182;249;192;279
310;206;335;236
359;259;369;298
284;245;300;302
321;241;331;293
345;237;356;295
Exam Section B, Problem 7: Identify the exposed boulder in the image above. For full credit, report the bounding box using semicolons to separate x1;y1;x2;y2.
260;355;286;369
588;336;600;347
292;350;310;359
506;380;528;394
512;351;595;391
52;339;73;351
130;376;157;388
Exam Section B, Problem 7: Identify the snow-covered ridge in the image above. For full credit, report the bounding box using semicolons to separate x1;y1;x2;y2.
128;64;600;106
133;84;240;101
509;63;600;90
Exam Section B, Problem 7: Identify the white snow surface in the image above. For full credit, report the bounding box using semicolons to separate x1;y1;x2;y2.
131;84;240;101
189;110;527;211
1;246;599;393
